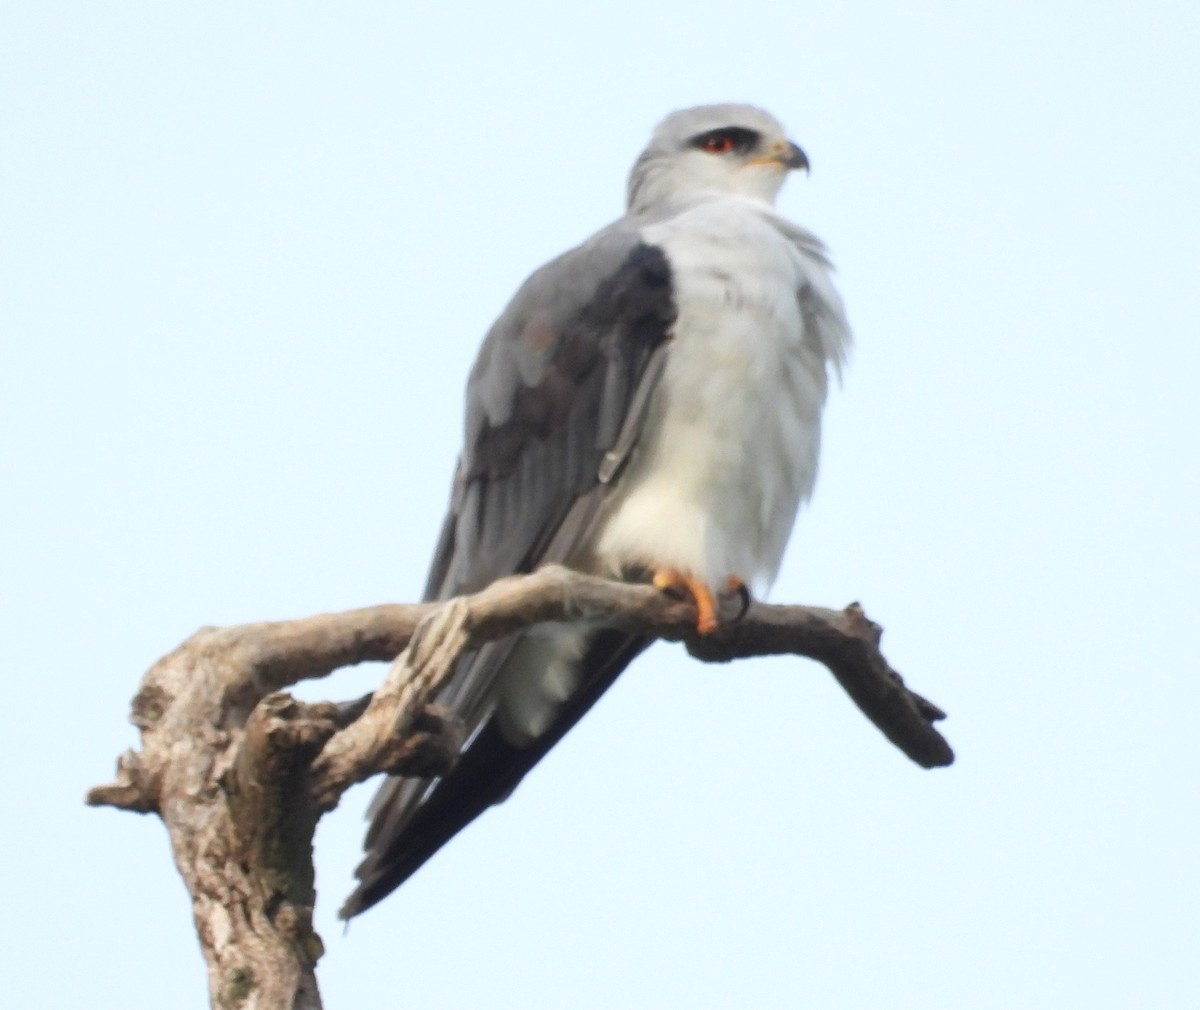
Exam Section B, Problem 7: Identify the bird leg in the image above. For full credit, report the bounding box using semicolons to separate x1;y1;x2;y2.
652;569;720;635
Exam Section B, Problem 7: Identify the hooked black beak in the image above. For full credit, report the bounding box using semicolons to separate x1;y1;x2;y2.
784;141;810;173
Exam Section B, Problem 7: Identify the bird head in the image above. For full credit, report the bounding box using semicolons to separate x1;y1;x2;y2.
626;103;808;216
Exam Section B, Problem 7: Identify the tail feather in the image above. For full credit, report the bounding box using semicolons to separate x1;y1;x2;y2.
341;629;650;919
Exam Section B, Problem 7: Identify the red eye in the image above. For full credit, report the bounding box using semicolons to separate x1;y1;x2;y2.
703;134;736;154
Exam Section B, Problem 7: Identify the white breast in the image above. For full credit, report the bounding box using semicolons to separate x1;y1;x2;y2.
593;198;849;592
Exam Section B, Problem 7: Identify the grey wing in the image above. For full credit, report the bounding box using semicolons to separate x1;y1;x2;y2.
433;230;674;601
341;227;675;917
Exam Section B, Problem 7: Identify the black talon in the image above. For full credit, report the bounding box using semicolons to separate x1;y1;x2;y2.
732;581;752;622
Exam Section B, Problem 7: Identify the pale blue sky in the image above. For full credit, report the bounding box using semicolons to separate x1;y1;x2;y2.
3;3;1198;1007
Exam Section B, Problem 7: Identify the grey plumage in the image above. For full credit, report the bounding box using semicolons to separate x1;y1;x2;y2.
343;103;851;918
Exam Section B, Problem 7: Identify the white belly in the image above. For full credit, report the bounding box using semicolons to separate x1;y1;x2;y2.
497;200;849;742
593;200;836;592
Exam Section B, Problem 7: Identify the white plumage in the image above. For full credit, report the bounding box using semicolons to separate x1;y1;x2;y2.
501;192;850;744
594;195;849;592
503;150;850;744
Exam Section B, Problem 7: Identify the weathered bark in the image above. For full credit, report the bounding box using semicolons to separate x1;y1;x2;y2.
87;566;953;1009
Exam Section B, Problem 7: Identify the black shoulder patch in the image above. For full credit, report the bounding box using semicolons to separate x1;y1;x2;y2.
470;242;674;481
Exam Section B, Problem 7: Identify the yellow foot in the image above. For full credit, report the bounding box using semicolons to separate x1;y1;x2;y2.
652;568;720;635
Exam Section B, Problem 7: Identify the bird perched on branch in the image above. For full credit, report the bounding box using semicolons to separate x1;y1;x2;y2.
343;103;851;918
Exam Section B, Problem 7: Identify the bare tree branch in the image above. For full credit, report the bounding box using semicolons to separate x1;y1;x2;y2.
87;566;952;1009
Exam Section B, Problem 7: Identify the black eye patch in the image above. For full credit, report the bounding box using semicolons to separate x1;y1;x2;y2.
690;127;761;155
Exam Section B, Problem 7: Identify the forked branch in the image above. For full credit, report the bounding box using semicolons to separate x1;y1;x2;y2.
87;566;952;1009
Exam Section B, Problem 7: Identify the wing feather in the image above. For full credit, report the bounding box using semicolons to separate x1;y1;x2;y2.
344;229;676;917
